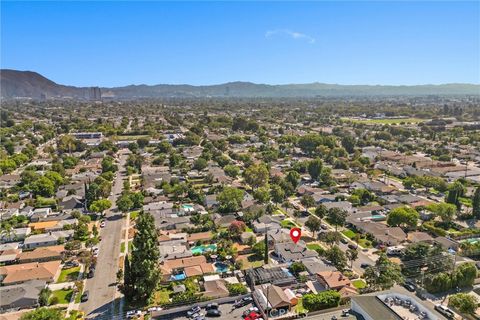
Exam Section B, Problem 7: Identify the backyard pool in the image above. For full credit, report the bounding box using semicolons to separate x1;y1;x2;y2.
191;244;217;255
214;262;229;273
171;273;186;281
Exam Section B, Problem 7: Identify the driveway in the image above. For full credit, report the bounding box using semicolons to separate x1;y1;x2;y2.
80;152;128;319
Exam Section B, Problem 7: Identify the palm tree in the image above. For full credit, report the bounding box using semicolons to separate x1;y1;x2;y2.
346;248;359;269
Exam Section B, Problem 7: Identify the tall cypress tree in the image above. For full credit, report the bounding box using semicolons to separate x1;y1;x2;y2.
129;211;160;303
123;254;133;299
473;187;480;219
264;233;268;264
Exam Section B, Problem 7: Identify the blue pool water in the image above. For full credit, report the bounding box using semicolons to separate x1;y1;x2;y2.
171;273;186;281
214;262;229;273
191;244;217;255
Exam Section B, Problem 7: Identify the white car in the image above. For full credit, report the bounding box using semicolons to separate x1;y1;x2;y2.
126;310;142;318
100;221;106;228
147;306;163;312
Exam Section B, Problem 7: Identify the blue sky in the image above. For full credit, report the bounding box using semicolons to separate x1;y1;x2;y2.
1;1;479;86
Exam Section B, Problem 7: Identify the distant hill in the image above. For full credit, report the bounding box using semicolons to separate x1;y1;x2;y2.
1;69;479;99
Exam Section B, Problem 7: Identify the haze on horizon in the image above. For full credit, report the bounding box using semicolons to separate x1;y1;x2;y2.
1;1;479;87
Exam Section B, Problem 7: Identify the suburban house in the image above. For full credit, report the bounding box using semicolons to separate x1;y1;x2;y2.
17;245;64;263
274;241;319;263
317;271;353;291
0;280;46;311
0;260;62;285
159;256;215;282
23;230;74;249
203;279;230;299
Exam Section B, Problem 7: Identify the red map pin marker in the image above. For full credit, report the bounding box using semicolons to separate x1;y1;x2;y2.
290;228;301;244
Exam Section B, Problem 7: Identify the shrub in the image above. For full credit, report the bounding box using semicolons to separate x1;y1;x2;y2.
302;290;341;311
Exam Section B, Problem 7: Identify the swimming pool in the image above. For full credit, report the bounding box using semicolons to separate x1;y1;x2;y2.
191;244;217;255
171;273;186;281
182;204;194;209
214;262;229;273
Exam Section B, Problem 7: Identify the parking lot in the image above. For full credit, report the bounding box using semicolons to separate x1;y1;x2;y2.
174;301;254;320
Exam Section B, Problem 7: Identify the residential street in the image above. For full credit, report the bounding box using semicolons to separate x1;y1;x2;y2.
80;152;128;319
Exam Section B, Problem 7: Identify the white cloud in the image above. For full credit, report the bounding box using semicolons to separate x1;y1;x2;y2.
265;29;315;44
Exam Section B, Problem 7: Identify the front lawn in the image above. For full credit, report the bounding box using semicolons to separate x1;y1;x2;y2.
295;298;308;313
237;254;265;269
358;238;373;248
57;267;80;283
281;220;298;228
342;229;356;239
151;289;171;305
306;243;323;251
352;279;366;289
50;289;73;305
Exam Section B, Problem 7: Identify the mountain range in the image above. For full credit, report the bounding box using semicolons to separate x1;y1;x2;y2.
1;69;479;100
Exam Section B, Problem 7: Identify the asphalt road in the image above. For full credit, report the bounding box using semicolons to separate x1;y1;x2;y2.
81;152;127;319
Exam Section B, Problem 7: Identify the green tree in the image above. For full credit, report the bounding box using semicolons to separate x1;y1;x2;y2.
270;184;285;204
224;164;240;178
305;215;321;238
364;253;403;290
327;208;348;232
449;293;478;315
472;186;480;219
301;194;315;208
38;288;51;306
252;240;266;257
325;245;347;271
387;207;419;229
427;203;456;224
307;158;323;181
314;204;328;220
289;261;307;276
446;181;466;210
346;248;358;269
117;195;134;213
227;283;248;295
341;135;356;154
125;211;161;303
20;308;63;320
31;176;55;197
217;187;244;213
302;291;341;311
193;157;208;171
253;186;271;203
89;199;112;213
244;163;269;189
286;171;301;189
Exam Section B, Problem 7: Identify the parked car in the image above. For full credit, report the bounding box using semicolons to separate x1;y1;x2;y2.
64;260;79;268
205;303;219;310
341;309;350;317
206;309;222;317
81;291;89;302
321;224;328;230
187;306;202;317
234;296;253;308
403;281;416;292
434;304;455;319
100;221;106;228
340;238;348;244
360;263;370;269
87;268;95;278
347;244;358;250
126;310;143;319
147;306;163;312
